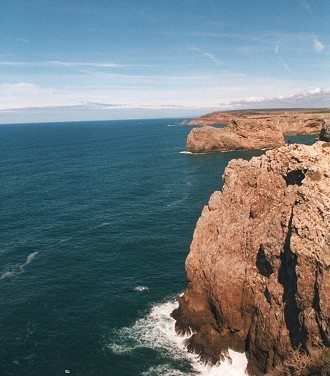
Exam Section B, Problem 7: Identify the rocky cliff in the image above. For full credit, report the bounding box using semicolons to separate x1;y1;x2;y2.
173;140;330;374
186;119;285;153
189;110;330;136
186;110;330;153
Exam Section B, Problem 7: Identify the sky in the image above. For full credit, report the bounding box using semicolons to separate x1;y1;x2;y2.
0;0;329;123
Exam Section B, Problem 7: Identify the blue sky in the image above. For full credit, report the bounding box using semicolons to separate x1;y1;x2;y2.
0;0;329;123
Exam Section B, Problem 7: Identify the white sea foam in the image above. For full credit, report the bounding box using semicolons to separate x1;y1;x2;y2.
179;151;205;155
0;251;38;280
134;286;149;292
108;299;248;375
95;222;111;229
167;124;182;127
142;365;187;375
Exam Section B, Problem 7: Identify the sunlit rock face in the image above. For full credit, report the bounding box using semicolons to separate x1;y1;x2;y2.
187;111;330;153
186;120;285;152
173;141;330;375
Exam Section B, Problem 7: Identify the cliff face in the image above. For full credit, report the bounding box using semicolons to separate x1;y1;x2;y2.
186;120;285;153
189;110;330;136
186;111;330;153
173;141;330;374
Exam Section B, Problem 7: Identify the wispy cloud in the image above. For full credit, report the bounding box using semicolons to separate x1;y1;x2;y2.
277;57;291;72
222;88;330;109
189;47;222;65
313;37;325;53
0;60;135;68
274;45;280;55
300;0;311;12
137;11;156;22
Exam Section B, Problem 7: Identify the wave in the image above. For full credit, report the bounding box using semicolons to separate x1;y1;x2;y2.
94;222;111;229
167;195;187;208
179;151;206;155
0;251;38;280
167;124;182;127
134;286;149;292
108;299;248;375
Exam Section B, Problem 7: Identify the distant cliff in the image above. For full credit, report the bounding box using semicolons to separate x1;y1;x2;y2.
173;140;330;375
186;119;285;153
186;110;330;153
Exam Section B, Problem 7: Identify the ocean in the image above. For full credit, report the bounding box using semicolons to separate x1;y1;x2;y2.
0;119;316;376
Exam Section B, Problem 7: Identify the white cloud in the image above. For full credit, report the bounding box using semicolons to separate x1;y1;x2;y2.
189;47;222;65
0;83;76;110
313;37;325;53
0;60;133;68
274;45;280;55
277;57;291;72
222;88;330;109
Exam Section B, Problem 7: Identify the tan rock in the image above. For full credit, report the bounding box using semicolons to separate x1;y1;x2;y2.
172;141;330;374
186;110;330;153
186;119;285;152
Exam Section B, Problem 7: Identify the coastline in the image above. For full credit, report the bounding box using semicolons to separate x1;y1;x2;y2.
185;109;330;153
173;132;330;374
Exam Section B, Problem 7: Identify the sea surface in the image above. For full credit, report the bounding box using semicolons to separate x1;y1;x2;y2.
0;119;316;376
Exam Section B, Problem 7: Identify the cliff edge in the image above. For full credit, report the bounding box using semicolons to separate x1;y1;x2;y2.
186;119;285;153
173;141;330;374
186;110;330;153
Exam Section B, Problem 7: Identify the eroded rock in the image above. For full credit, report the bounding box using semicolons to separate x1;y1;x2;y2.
186;119;285;152
186;110;330;153
173;141;330;374
320;120;330;142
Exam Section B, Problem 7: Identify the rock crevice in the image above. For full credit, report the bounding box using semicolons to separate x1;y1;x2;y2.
173;141;330;374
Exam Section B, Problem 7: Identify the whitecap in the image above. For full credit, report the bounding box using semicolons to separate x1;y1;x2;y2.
59;237;71;243
24;251;38;266
95;222;111;229
108;299;248;375
134;286;149;292
142;365;187;376
0;252;38;280
179;151;206;155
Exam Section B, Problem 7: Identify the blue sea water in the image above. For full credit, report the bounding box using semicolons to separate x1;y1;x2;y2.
0;119;316;376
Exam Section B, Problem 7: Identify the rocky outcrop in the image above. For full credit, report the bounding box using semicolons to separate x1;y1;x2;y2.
173;141;330;374
320;120;330;142
189;112;233;126
186;110;330;153
189;110;330;136
186;119;285;152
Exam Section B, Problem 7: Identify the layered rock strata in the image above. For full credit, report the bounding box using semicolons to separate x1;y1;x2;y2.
189;110;330;136
186;119;285;153
173;141;330;374
186;110;330;153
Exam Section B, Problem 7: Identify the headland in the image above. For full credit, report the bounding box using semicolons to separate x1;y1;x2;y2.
186;109;330;153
